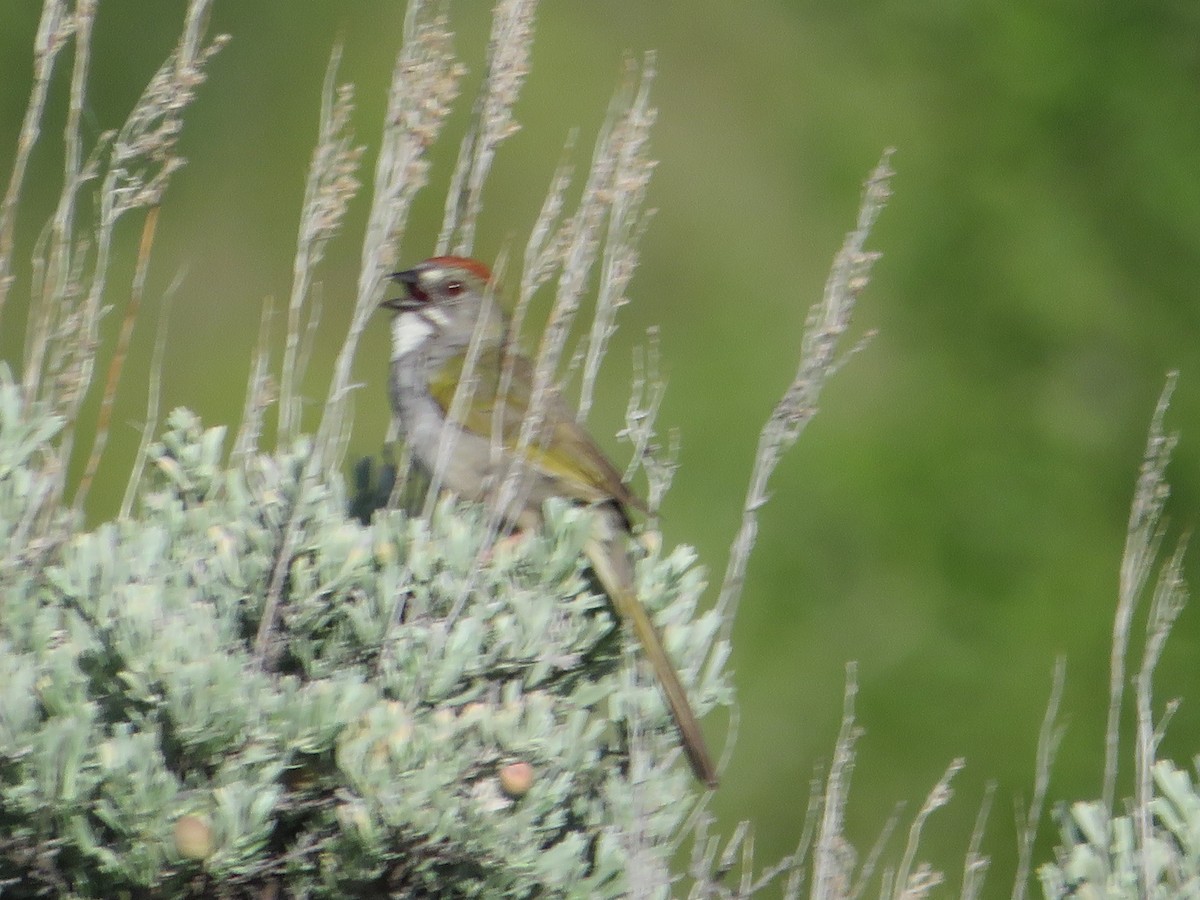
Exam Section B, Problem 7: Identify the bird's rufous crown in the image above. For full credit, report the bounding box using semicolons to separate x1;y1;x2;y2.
423;255;493;283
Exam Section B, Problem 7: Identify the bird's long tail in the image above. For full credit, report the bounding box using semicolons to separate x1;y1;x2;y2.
586;531;719;788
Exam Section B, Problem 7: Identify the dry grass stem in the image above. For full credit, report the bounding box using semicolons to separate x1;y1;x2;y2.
1133;535;1188;895
481;54;657;555
521;133;577;297
578;54;657;423
279;46;364;444
618;329;677;513
683;812;722;892
14;0;224;524
1011;657;1066;900
530;60;650;402
33;0;96;418
438;0;538;257
261;6;463;662
385;440;415;515
295;283;324;424
232;297;278;465
715;150;893;643
471;132;578;527
21;0;98;411
716;821;754;887
1103;371;1177;816
0;0;72;325
683;785;826;898
318;2;463;466
959;781;996;900
73;206;159;513
889;759;963;899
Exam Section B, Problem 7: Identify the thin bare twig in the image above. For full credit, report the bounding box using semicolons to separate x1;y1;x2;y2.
960;781;996;900
811;662;863;900
784;769;827;898
120;268;183;520
890;759;963;899
846;802;904;900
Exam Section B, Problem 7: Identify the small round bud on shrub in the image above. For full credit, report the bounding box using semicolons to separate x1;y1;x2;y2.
173;814;213;860
499;761;535;798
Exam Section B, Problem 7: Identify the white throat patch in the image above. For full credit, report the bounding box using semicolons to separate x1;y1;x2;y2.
391;312;435;359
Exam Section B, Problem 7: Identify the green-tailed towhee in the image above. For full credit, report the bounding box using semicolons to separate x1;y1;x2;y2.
381;255;718;788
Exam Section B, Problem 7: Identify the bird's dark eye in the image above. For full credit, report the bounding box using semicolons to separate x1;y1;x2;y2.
445;279;464;296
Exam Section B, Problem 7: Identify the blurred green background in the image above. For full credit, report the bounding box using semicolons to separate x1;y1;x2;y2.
3;2;1200;894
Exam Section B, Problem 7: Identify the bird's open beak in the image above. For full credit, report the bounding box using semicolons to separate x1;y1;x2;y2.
379;268;424;312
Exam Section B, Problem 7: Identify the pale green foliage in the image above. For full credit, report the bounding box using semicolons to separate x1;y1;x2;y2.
0;372;730;897
1039;760;1200;899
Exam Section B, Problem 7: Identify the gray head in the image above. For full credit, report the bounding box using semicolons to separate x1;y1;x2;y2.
381;256;505;361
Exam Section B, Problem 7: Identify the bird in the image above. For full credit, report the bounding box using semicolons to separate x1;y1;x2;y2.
380;255;718;788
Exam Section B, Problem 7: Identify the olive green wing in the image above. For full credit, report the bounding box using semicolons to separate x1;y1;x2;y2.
428;346;645;513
